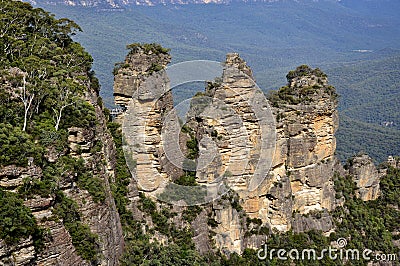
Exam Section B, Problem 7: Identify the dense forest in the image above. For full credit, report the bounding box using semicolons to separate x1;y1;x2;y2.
328;56;400;162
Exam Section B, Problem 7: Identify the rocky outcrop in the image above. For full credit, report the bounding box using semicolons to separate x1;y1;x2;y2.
211;197;245;254
114;45;178;195
0;165;42;190
189;53;275;191
261;65;339;232
0;238;36;266
347;154;382;201
113;51;342;255
60;75;125;266
113;45;171;111
292;210;334;233
197;58;340;253
36;221;90;266
191;210;213;254
387;156;400;168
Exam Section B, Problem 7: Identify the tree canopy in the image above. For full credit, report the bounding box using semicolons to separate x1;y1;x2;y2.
0;1;102;261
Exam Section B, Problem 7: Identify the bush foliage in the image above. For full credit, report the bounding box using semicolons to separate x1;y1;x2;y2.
0;188;42;246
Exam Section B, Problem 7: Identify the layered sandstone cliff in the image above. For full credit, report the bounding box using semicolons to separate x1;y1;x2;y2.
200;57;340;253
265;64;340;232
112;49;388;256
346;153;383;201
0;76;123;266
113;45;178;196
112;50;342;254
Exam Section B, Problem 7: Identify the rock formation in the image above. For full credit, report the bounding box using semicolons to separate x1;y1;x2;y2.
113;44;178;195
201;58;340;253
265;64;340;232
346;154;382;201
113;50;346;255
387;155;400;169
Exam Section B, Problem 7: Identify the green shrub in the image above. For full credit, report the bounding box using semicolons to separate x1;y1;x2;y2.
186;137;199;160
174;171;197;186
53;192;99;262
138;192;156;213
182;206;202;223
379;166;400;206
107;122;133;225
74;158;106;203
78;174;106;203
18;176;55;199
0;188;42;246
332;172;400;259
158;183;207;207
0;123;43;167
286;65;327;80
207;218;218;228
61;100;97;129
147;62;164;74
127;43;170;55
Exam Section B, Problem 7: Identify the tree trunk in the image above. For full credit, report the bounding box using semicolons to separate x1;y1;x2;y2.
23;105;28;131
22;96;33;131
55;108;63;131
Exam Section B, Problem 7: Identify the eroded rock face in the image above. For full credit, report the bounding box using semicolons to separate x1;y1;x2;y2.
387;156;400;169
197;58;340;253
0;238;36;266
0;165;42;190
36;221;90;266
347;154;382;201
213;201;244;254
178;54;274;253
113;47;171;111
113;51;376;256
115;48;178;194
260;65;339;232
191;210;213;255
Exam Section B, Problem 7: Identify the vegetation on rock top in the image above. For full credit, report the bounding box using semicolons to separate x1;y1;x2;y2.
268;65;338;107
286;64;327;80
126;42;171;55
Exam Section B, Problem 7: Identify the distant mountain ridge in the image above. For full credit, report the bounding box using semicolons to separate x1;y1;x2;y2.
28;0;340;7
30;0;400;162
